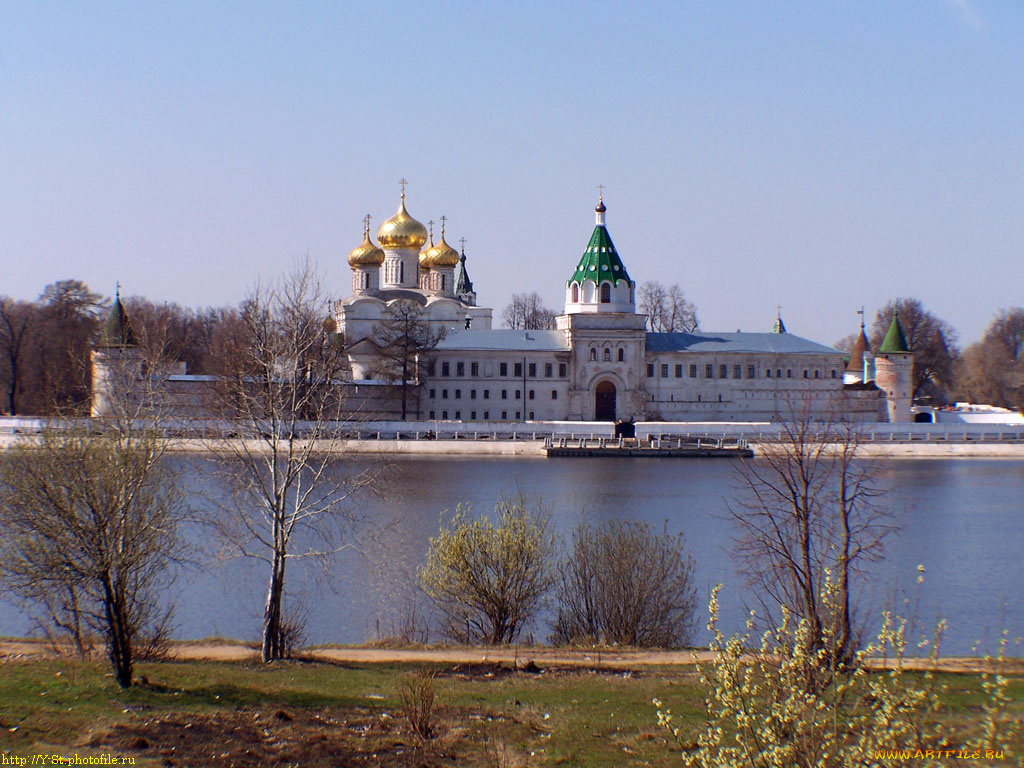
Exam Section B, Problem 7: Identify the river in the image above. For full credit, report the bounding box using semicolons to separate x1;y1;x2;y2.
1;456;1021;656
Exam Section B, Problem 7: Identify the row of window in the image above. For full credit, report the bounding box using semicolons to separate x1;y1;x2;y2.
429;410;534;420
429;388;559;401
437;361;568;378
645;362;839;381
589;347;627;362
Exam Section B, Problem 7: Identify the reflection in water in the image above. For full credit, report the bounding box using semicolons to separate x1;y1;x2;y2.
1;456;1021;655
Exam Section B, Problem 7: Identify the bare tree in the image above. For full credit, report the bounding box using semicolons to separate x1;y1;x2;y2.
551;520;697;648
502;292;557;330
637;281;698;333
729;405;893;686
0;407;184;687
955;307;1024;410
0;298;43;415
871;298;958;400
209;257;374;662
371;299;442;420
419;493;556;644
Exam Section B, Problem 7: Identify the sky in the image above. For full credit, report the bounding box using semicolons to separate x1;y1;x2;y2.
2;1;1022;346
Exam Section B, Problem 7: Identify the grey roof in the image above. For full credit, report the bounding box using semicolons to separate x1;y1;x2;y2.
646;332;841;355
436;329;569;352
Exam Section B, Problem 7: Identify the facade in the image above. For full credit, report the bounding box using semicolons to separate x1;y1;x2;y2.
91;189;916;424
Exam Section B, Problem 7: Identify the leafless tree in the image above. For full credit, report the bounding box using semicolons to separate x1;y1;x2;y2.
955;307;1024;411
0;387;185;687
0;298;43;415
502;292;557;330
208;257;375;662
371;300;442;420
871;298;958;401
551;520;697;648
637;281;698;333
729;405;894;687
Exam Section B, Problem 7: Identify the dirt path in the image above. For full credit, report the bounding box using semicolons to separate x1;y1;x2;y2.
2;639;1019;674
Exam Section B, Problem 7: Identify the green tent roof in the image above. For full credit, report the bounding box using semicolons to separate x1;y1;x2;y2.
454;252;473;296
98;294;138;347
878;312;910;354
567;225;632;286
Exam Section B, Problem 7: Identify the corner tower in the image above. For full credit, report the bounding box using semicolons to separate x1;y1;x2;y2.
874;311;914;422
90;288;142;417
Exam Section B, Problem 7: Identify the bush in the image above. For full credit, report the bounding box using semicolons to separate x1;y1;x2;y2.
419;494;555;644
399;669;436;741
551;520;697;648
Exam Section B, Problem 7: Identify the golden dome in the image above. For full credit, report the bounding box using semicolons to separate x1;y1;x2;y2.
377;195;428;249
421;232;459;268
347;230;385;267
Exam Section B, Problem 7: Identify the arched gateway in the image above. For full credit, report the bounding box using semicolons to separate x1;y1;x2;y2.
594;380;616;421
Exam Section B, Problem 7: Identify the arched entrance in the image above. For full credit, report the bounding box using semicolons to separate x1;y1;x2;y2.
914;412;933;423
594;380;616;421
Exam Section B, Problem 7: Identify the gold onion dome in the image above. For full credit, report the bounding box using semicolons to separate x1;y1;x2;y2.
347;223;385;267
377;194;428;249
421;217;460;268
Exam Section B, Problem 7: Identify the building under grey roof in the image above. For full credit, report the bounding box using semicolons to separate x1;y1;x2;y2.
436;329;569;352
646;332;841;355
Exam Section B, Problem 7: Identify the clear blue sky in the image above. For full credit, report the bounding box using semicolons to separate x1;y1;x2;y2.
3;1;1022;346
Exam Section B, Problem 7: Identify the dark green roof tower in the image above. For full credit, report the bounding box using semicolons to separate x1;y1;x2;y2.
98;287;138;348
771;308;787;334
878;311;910;354
564;195;636;314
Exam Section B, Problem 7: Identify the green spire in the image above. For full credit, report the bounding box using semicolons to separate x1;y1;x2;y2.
879;311;910;354
771;308;787;334
567;219;632;287
98;288;138;347
454;249;473;295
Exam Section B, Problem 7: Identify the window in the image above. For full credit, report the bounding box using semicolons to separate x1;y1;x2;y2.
675;364;683;378
766;369;772;378
831;370;837;379
815;370;820;379
571;283;579;303
647;363;655;377
515;411;521;419
528;389;535;400
471;362;479;376
500;362;508;376
803;370;809;379
484;411;489;419
471;411;476;419
690;364;697;378
455;389;461;399
514;362;523;376
470;389;477;399
441;362;450;376
600;283;611;303
501;389;508;399
559;363;567;377
551;390;558;400
429;389;435;398
442;388;449;398
483;389;490;399
545;363;553;377
661;364;669;377
429;410;435;419
719;364;728;379
603;348;611;361
590;348;597;361
456;362;465;376
441;275;446;290
776;369;782;378
529;411;535;419
748;365;756;379
528;363;537;377
706;364;714;378
787;369;793;378
455;410;461;419
618;348;625;362
733;364;742;379
515;389;521;399
501;410;508;419
442;410;448;419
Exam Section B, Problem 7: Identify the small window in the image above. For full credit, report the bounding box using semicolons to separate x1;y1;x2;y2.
571;283;579;303
528;363;537;377
515;411;521;419
777;369;782;378
787;369;793;378
442;410;448;419
471;362;479;376
661;364;669;377
456;362;465;376
529;411;534;419
600;283;611;303
706;364;714;378
618;348;625;362
551;390;558;400
647;363;655;377
442;388;449;398
470;389;477;399
720;364;728;379
559;363;567;377
831;370;837;379
500;362;508;376
483;390;490;399
471;410;476;419
501;389;508;399
455;410;461;419
429;410;435;419
814;370;820;379
766;369;772;378
429;389;435;398
733;364;742;379
803;370;809;379
441;362;450;377
455;389;461;399
689;364;697;378
747;365;756;379
603;348;611;361
515;389;521;399
514;362;523;376
675;364;683;378
528;389;535;400
483;411;489;419
545;363;553;377
501;410;508;419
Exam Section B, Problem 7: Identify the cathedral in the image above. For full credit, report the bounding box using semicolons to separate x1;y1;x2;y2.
333;186;913;424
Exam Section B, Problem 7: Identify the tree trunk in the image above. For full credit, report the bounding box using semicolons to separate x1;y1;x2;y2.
262;552;286;662
102;574;133;688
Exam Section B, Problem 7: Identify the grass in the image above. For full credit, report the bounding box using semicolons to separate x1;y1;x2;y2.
0;658;1021;766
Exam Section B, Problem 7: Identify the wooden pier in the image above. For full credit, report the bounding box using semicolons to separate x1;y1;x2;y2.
543;436;752;458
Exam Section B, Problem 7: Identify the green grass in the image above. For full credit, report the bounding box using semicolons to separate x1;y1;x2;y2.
0;659;1020;767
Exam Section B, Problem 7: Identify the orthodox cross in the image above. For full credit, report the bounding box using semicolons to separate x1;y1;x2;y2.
363;213;372;237
399;178;408;199
458;237;467;254
440;215;448;236
427;220;434;240
857;305;865;330
597;184;605;200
